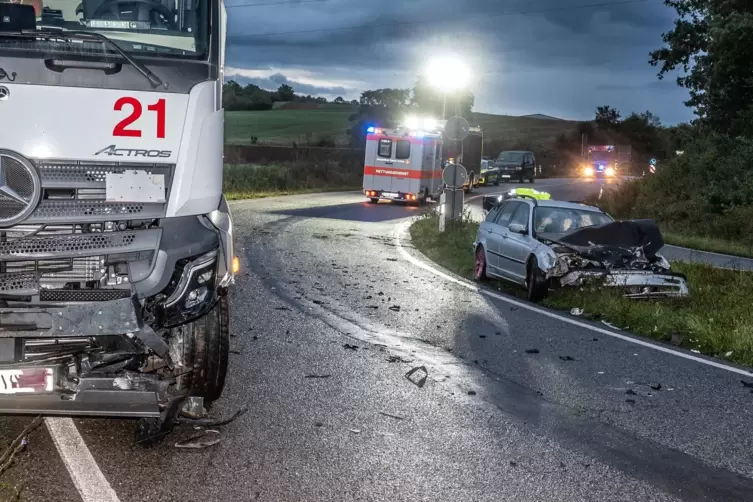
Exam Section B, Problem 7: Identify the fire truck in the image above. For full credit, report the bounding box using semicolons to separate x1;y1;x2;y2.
582;144;631;178
363;123;445;204
0;0;235;443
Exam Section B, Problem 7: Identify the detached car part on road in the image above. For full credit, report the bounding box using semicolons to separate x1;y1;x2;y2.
474;192;689;301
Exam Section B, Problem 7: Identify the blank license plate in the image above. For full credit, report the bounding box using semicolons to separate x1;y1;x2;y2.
382;192;398;198
0;368;54;394
501;175;511;178
106;170;166;203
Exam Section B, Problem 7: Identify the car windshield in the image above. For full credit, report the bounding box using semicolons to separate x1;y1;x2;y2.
534;206;613;234
497;152;525;162
0;0;208;57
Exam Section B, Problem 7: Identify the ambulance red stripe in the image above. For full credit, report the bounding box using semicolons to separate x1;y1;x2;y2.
363;166;442;179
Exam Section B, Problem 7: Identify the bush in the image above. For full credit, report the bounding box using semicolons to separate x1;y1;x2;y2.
597;134;753;246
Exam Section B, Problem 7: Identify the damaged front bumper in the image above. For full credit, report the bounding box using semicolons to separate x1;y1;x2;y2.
0;197;236;418
558;269;690;298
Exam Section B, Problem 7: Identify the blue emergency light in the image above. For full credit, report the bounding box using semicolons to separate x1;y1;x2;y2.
366;126;375;133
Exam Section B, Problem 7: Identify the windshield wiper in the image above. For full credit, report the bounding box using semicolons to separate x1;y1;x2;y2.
3;28;163;89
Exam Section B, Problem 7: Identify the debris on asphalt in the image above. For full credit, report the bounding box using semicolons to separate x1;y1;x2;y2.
315;422;324;427
479;335;487;339
386;258;398;262
625;399;636;405
625;389;637;396
379;411;404;421
405;366;428;388
591;338;599;342
559;356;575;361
740;380;753;388
275;306;291;311
389;305;401;312
467;390;477;396
650;383;662;391
570;308;584;316
175;430;221;449
349;429;361;434
305;374;332;379
386;355;411;363
343;343;359;350
525;349;540;354
495;331;502;336
509;461;517;467
230;350;242;355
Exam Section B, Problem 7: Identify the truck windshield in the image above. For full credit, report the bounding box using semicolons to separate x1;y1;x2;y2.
0;0;209;58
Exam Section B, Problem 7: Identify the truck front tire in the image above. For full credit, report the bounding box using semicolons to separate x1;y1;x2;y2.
175;294;230;403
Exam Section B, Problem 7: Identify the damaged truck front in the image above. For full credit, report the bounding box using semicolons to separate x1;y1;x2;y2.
0;0;235;441
541;220;689;298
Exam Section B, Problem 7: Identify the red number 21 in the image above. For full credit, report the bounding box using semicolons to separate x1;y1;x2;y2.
113;97;166;138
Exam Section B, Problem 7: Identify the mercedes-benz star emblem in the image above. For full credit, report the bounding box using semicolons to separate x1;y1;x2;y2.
0;150;42;228
0;86;8;100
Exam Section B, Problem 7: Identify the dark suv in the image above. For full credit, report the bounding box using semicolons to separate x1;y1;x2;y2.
494;150;536;183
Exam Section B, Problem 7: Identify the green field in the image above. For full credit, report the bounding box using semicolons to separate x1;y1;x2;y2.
224;107;580;150
225;107;354;146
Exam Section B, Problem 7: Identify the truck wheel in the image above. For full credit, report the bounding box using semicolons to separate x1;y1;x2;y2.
174;294;230;403
368;198;379;204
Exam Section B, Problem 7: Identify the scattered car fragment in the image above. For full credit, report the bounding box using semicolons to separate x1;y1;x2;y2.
474;192;689;300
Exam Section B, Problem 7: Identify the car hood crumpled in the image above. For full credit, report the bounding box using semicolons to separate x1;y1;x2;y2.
539;219;689;297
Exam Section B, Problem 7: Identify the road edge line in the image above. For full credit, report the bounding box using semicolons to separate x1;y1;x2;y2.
394;219;753;377
46;417;121;502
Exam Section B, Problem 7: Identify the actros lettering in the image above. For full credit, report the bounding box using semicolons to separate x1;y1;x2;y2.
94;145;172;158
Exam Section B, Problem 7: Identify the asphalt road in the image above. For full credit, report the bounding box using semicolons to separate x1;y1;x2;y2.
3;178;753;502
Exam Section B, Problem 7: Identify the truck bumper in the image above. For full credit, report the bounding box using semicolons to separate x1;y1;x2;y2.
0;197;235;418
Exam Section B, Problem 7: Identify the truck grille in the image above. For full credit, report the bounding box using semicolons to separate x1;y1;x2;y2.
23;159;175;224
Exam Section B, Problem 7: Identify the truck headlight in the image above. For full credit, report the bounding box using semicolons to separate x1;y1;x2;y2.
605;167;615;176
584;166;594;176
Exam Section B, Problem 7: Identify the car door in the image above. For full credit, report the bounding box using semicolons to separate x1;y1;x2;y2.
486;201;521;279
500;202;535;282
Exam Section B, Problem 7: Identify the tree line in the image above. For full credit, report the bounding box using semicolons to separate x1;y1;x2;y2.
347;76;475;147
222;81;357;111
598;0;753;246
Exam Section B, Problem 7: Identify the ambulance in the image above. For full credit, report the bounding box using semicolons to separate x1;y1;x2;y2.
363;122;445;204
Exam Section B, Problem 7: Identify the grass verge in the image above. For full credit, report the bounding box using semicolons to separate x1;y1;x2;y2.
410;213;753;367
223;163;360;200
661;230;753;259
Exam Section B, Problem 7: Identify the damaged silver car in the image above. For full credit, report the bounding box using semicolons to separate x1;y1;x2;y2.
474;193;689;301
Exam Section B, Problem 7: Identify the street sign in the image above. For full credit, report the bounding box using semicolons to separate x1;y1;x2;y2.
649;158;657;166
442;163;468;189
649;165;656;174
444;116;470;142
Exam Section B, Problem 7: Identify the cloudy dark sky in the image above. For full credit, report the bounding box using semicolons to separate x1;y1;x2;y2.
224;0;694;124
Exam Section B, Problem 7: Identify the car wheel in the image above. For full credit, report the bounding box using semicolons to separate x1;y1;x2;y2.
474;246;487;281
526;257;549;302
173;295;230;403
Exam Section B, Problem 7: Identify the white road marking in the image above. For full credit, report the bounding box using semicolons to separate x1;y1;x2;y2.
394;220;753;377
46;417;121;502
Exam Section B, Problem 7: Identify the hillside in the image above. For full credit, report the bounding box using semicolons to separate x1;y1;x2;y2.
225;107;582;152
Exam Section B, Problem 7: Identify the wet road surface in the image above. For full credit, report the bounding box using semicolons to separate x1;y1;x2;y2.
2;178;753;502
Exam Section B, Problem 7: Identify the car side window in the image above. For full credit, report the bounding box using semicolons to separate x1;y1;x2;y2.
485;204;502;222
509;203;530;229
494;202;519;227
525;153;532;165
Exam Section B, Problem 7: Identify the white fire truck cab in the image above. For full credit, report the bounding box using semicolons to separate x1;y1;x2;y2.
363;124;444;204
